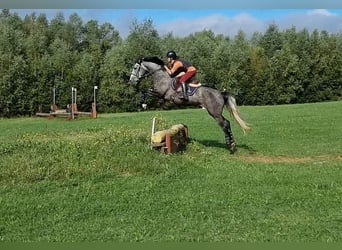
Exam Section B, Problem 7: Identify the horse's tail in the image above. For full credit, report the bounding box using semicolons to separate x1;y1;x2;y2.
223;92;251;134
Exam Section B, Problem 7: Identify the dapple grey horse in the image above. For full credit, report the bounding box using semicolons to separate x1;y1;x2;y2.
129;56;251;153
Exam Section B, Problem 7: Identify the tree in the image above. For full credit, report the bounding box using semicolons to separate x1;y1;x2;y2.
71;51;97;111
99;22;121;52
182;30;222;87
259;23;283;58
210;36;233;89
102;18;162;111
99;43;137;112
0;11;31;116
265;46;302;104
64;13;83;51
125;18;161;60
23;13;51;113
48;37;75;107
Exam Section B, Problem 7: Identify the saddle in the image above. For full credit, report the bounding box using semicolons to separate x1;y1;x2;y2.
171;79;201;96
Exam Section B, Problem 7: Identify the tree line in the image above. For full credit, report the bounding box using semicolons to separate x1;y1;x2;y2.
0;9;341;117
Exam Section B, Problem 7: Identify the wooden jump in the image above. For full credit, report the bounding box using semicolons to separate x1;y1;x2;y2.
36;103;97;119
151;123;188;154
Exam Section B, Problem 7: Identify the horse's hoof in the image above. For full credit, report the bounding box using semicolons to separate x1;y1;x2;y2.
228;142;237;154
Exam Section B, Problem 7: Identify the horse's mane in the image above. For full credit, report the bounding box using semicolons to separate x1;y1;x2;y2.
141;56;165;66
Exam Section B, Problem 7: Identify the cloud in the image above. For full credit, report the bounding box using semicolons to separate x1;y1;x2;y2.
307;9;337;17
278;9;342;33
156;13;267;38
10;9;342;39
155;9;342;38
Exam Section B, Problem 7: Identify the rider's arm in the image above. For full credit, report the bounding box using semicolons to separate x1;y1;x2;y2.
164;65;172;75
168;61;185;77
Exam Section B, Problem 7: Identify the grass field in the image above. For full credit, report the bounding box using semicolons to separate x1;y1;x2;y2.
0;101;341;242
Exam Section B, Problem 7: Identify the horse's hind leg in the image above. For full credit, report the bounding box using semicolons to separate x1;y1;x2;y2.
212;114;236;153
222;117;236;153
206;100;236;153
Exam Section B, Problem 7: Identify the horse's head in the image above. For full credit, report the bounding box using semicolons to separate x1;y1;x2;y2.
129;60;147;84
128;56;165;84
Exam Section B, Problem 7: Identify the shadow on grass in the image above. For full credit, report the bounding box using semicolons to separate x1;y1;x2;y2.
237;144;257;154
192;138;257;154
194;139;227;149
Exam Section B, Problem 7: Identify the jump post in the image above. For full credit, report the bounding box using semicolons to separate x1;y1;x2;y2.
151;118;189;154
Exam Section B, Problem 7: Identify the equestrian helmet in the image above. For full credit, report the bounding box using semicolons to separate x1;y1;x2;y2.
166;50;177;59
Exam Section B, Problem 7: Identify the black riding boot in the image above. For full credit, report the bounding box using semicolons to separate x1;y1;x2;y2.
180;82;188;100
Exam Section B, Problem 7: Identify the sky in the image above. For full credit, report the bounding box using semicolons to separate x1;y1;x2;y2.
10;9;342;39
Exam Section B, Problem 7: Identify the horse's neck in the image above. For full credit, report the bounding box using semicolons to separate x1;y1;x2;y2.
152;70;171;96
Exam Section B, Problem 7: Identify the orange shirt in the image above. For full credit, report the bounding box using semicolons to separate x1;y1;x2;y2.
170;60;196;75
170;60;184;74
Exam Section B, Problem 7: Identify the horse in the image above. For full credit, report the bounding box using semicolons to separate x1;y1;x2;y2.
129;56;251;153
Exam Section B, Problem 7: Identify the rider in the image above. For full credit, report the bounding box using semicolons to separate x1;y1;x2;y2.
164;50;197;100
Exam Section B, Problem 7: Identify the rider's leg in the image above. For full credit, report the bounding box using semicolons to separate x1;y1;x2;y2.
180;82;188;100
179;71;196;101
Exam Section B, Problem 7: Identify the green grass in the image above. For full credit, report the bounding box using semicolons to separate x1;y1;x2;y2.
0;101;342;242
